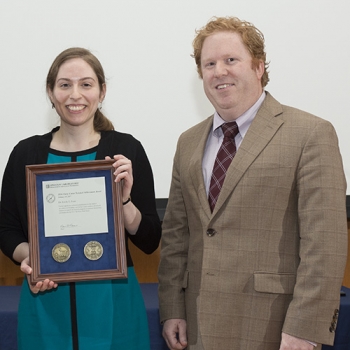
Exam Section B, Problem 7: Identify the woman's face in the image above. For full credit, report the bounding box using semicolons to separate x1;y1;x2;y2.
48;58;105;129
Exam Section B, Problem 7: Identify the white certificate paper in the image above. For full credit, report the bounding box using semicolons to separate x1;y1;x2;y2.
42;177;108;237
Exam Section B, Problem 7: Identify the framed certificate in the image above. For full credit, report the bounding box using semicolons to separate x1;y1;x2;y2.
26;159;127;284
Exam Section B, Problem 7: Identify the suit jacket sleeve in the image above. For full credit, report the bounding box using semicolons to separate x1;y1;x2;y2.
282;118;347;344
158;133;190;322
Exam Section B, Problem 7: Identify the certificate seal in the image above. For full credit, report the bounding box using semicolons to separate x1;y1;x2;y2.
52;243;71;263
84;241;103;261
46;193;55;203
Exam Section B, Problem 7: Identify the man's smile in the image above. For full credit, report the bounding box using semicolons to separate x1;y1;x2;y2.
216;83;234;89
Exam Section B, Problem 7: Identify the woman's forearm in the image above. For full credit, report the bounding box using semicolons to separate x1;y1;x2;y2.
13;242;29;264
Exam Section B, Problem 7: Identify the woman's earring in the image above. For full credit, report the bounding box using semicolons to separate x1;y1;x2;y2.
98;102;103;110
51;102;55;109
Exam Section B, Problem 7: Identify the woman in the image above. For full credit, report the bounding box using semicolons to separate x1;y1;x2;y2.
0;47;161;349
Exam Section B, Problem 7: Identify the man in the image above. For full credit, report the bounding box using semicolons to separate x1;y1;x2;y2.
158;16;348;350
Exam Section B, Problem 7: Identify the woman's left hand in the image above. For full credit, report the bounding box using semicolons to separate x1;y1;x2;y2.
105;154;141;235
105;155;133;203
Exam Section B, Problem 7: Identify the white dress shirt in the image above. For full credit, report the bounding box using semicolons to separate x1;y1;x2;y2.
202;91;266;195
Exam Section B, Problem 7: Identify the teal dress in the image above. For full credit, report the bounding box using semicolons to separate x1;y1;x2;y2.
17;148;151;350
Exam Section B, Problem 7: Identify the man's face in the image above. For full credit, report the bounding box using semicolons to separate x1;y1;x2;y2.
201;31;264;121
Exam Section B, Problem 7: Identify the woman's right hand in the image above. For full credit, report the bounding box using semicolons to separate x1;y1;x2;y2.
21;256;58;294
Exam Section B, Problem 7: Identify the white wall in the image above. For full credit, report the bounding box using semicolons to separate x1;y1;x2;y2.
1;0;349;197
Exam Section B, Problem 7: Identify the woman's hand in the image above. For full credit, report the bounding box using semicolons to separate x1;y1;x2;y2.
105;154;141;234
105;155;133;203
21;256;58;294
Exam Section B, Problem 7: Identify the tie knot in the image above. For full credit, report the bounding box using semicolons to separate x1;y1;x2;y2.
221;122;239;139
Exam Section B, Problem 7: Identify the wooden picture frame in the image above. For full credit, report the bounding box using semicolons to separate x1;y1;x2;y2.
26;159;127;284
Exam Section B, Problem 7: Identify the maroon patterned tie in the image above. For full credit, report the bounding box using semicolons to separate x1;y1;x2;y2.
208;122;239;212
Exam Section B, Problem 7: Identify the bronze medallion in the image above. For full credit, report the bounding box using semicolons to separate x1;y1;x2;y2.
52;243;71;263
84;241;103;261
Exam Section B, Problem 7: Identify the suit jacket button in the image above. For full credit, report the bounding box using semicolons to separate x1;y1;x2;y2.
207;229;216;237
329;321;337;333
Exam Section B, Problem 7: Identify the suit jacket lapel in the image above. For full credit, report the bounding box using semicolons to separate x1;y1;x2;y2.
188;117;213;219
212;93;284;216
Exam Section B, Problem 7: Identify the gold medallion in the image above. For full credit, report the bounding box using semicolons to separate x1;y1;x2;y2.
52;243;71;263
84;241;103;261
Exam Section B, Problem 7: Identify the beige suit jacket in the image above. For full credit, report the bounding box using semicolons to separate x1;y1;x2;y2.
158;92;348;349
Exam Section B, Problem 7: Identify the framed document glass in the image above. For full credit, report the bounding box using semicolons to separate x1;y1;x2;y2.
26;160;127;284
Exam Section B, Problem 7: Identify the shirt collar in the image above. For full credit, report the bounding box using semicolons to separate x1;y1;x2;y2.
212;91;266;138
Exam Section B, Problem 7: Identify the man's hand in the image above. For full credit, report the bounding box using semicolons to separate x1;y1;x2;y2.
279;332;315;350
162;319;188;350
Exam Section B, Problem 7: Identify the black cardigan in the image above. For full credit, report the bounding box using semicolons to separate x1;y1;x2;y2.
0;127;161;267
